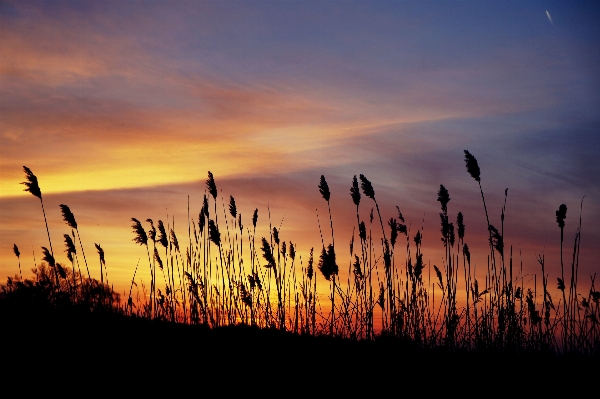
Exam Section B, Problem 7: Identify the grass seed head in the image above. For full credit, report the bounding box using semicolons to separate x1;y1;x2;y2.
59;204;77;229
488;224;503;257
319;175;330;202
154;247;163;270
457;212;465;241
556;204;567;229
388;218;398;248
463;243;470;265
157;220;168;248
131;218;148;246
318;244;338;281
95;243;105;265
359;221;367;242
170;229;180;252
359;174;375;199
229;196;237;218
396;206;405;223
206;171;217;200
64;234;76;262
252;208;258;229
13;243;20;258
146;219;156;243
350;175;361;206
41;246;55;267
437;184;450;215
464;150;481;182
261;237;275;268
22;166;42;199
202;194;210;218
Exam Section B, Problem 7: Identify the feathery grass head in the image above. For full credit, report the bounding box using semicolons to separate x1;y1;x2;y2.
170;229;180;252
289;242;295;261
198;210;206;234
157;220;168;248
261;237;275;268
488;225;503;257
273;227;280;245
13;244;20;258
388;218;398;248
463;243;470;265
202;194;210;218
358;221;366;242
64;234;76;262
396;206;405;223
359;174;375;199
146;219;156;243
318;244;338;281
56;263;67;279
41;246;55;267
556;204;567;229
229;196;237;218
281;241;287;257
59;204;77;229
206;171;217;200
350;175;361;206
434;265;444;290
252;208;258;229
319;175;330;202
208;220;220;247
437;185;450;215
457;212;465;241
377;282;385;309
383;243;391;274
353;255;363;281
153;247;164;271
414;230;422;247
131;218;148;246
464;150;481;182
95;243;105;265
22;166;42;199
439;213;449;244
414;253;424;281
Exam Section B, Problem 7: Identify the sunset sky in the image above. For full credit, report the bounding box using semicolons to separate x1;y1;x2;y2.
1;1;599;302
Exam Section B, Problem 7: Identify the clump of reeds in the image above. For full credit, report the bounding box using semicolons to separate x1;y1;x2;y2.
6;157;598;357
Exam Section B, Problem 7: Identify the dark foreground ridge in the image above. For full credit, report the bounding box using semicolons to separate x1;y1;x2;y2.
2;299;596;393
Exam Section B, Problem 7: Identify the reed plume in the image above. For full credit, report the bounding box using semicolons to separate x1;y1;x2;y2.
22;166;57;287
64;232;81;291
206;171;217;200
64;234;76;263
131;217;154;317
350;175;361;207
229;196;237;218
22;166;41;199
60;204;90;280
13;243;21;279
95;243;106;284
208;220;220;247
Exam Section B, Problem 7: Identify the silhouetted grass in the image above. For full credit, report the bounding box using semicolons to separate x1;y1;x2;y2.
3;158;599;362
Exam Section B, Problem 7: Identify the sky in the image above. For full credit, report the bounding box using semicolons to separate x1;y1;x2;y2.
1;1;599;305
